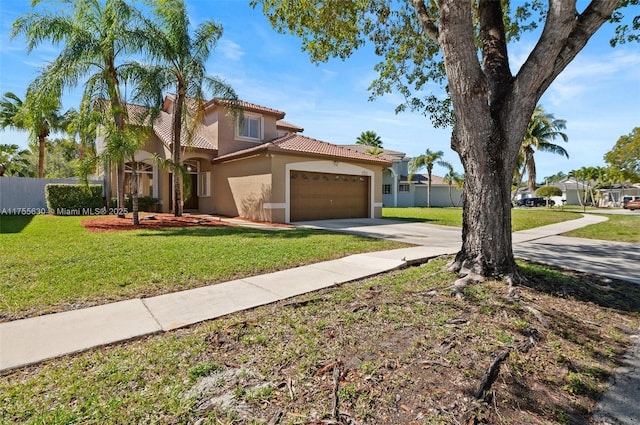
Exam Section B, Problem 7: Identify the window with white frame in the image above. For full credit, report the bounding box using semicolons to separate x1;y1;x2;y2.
399;183;410;192
237;114;262;140
124;162;154;197
198;172;211;197
383;184;391;194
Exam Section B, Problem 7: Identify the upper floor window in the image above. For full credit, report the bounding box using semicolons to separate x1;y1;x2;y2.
237;114;262;141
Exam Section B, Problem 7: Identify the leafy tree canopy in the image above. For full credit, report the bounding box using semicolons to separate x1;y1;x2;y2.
252;0;639;128
0;143;34;177
604;127;640;182
536;185;562;198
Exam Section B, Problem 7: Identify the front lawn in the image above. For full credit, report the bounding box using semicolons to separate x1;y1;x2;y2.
564;214;640;242
0;215;407;320
383;207;581;231
382;207;640;241
2;258;638;424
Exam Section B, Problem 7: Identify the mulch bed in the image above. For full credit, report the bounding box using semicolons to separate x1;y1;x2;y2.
82;213;234;233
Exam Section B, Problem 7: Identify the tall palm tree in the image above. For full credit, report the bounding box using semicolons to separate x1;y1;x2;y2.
0;91;66;178
518;106;569;192
135;0;238;217
443;164;464;207
12;0;148;218
356;131;383;148
409;149;451;207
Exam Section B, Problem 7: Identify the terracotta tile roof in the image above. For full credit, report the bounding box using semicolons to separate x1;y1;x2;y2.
276;120;304;133
212;98;286;119
103;101;216;151
151;108;215;151
338;144;408;162
215;134;391;165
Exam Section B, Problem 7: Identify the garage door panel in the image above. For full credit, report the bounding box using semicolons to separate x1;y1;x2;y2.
290;171;369;221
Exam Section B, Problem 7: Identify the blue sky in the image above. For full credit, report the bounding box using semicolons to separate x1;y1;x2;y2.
1;0;639;181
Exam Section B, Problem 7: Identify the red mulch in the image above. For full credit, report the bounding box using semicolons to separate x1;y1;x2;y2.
82;213;234;233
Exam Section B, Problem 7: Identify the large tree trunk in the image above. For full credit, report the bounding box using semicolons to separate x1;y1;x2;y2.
451;121;519;277
438;0;529;280
432;0;618;281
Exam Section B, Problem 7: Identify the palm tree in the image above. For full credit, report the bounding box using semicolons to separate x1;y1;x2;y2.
0;91;66;178
0;144;34;177
518;106;569;192
134;0;238;217
356;131;383;148
409;149;451;207
12;0;149;218
443;164;464;207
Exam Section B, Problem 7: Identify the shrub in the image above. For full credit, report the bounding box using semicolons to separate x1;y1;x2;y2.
110;196;159;212
45;184;103;214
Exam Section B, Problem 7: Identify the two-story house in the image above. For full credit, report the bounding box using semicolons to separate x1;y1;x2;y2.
100;95;390;223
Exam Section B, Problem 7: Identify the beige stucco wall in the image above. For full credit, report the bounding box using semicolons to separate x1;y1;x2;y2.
216;111;280;156
212;154;274;221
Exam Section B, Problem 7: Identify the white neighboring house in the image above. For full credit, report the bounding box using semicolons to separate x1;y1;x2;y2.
596;183;640;207
341;146;463;207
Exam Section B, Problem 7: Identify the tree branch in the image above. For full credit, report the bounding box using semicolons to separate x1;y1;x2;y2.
410;0;439;42
514;0;618;104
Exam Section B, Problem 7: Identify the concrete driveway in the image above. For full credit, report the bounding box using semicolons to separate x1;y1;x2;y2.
297;216;640;285
297;218;462;249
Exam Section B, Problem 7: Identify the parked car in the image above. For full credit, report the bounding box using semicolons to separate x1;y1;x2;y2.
516;197;555;207
626;199;640;211
623;196;640;209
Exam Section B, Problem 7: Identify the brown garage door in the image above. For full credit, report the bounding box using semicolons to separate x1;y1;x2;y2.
290;171;370;221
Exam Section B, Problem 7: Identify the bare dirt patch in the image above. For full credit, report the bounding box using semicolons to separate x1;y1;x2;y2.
180;260;640;424
82;213;234;232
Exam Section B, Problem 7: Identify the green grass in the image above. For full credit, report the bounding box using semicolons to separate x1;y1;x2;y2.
383;207;581;231
1;259;638;424
0;215;406;319
564;214;640;242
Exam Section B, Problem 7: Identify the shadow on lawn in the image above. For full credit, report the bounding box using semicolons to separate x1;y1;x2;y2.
0;215;34;234
520;262;640;313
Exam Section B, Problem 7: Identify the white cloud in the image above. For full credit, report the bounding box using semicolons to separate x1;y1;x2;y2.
217;39;244;61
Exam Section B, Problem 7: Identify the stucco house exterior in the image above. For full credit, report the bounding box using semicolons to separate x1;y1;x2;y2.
98;95;390;223
341;146;463;208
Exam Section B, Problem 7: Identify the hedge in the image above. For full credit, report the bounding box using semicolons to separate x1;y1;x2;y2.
45;184;103;214
110;196;159;212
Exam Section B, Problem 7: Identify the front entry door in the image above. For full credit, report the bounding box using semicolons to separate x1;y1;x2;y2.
184;173;199;210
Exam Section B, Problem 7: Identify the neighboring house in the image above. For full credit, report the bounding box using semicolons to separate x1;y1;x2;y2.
341;145;463;207
596;183;640;207
513;179;597;206
97;95;390;223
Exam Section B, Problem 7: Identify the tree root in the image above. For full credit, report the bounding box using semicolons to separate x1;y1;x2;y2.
475;349;510;400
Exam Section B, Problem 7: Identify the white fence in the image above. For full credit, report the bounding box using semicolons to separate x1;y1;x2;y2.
0;177;104;212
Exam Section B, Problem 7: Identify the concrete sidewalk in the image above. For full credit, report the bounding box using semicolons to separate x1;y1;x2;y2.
0;244;455;372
